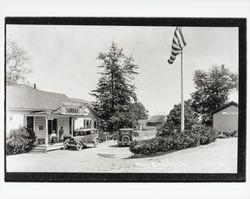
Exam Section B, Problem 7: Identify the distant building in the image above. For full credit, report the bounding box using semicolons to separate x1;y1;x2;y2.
146;115;166;127
6;84;98;150
137;119;147;130
212;101;238;132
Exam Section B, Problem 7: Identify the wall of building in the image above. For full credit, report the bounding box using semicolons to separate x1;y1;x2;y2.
34;116;46;139
213;105;238;132
6;112;24;134
58;117;70;136
74;117;95;129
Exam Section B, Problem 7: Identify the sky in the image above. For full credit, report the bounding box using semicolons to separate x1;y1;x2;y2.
6;25;238;115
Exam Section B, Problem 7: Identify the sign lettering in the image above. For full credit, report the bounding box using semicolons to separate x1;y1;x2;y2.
61;101;89;115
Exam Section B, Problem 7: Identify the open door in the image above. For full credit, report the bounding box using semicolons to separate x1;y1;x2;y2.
48;119;57;134
26;116;34;133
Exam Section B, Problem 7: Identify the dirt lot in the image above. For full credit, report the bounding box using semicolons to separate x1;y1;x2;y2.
6;130;237;173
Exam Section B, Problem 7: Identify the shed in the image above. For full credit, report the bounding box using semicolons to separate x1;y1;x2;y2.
212;101;238;132
146;115;166;127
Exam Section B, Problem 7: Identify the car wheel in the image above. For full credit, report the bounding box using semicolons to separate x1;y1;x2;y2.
76;142;83;151
63;142;68;150
122;135;130;142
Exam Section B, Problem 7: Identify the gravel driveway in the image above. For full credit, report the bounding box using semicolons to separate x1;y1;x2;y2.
6;137;237;173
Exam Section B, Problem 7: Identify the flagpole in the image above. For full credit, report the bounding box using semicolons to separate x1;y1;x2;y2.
181;50;184;132
168;26;185;132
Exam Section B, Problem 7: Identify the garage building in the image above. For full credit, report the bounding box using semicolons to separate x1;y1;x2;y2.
212;101;238;132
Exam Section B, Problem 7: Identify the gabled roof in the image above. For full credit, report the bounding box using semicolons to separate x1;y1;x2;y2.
7;84;90;112
212;101;238;115
68;97;89;104
147;115;166;123
138;119;147;124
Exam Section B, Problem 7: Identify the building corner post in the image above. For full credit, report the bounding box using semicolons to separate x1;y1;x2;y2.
45;115;48;153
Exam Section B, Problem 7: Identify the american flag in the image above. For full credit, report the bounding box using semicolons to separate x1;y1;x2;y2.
168;27;186;64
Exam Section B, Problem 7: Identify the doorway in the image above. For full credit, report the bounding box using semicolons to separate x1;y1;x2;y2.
48;119;57;135
27;116;34;133
48;119;58;143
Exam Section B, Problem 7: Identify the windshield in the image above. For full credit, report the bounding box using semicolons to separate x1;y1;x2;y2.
73;130;97;136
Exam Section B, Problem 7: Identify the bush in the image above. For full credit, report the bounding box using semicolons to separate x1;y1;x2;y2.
130;138;159;155
130;125;217;156
223;131;238;137
191;125;218;145
6;127;36;155
130;130;200;155
233;131;238;137
132;131;139;137
157;99;200;137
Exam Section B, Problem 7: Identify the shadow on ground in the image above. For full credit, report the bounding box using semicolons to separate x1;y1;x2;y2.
109;144;130;148
126;150;179;159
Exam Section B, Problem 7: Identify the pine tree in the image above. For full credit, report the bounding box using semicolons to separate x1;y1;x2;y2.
91;42;139;132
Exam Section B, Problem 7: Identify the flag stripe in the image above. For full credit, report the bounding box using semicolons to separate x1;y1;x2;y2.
174;31;183;49
168;27;186;64
177;27;186;46
172;44;181;51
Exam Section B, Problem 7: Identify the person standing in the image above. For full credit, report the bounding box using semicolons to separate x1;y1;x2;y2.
50;130;56;145
59;126;64;141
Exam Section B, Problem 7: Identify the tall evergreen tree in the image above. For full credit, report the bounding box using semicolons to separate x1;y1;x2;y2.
91;42;139;132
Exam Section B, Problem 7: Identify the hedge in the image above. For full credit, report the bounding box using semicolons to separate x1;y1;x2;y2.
129;125;218;155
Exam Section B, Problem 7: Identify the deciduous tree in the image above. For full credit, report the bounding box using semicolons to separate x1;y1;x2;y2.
191;65;238;126
6;40;31;85
158;99;199;136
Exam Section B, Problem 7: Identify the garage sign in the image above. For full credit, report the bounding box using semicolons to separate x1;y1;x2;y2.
61;101;88;115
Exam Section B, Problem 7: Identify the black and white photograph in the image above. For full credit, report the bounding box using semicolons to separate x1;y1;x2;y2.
1;0;250;198
4;17;246;182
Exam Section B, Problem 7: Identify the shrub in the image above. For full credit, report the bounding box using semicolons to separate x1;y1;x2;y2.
6;127;36;155
233;131;238;137
223;131;238;137
217;131;227;138
130;130;200;155
157;99;200;137
129;138;159;155
132;131;139;137
130;125;217;156
192;125;218;145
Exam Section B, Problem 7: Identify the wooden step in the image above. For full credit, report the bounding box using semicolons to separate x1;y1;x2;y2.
30;145;46;153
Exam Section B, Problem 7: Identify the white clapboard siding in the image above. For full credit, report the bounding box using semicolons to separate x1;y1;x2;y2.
23;116;27;127
58;117;70;136
34;116;46;139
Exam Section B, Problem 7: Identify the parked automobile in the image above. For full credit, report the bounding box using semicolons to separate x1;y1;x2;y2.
117;128;133;146
64;128;99;150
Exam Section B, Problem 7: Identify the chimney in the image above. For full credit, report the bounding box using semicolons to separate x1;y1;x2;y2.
34;83;36;89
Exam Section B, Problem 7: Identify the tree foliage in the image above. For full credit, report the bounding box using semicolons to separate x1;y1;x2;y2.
6;40;31;85
158;99;200;136
129;102;149;126
91;42;145;132
191;65;238;126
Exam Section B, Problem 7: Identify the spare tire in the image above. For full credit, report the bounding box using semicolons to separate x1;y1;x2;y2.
122;135;130;142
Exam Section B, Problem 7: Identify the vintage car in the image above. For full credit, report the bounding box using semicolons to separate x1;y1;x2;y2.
117;128;133;146
64;128;99;150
